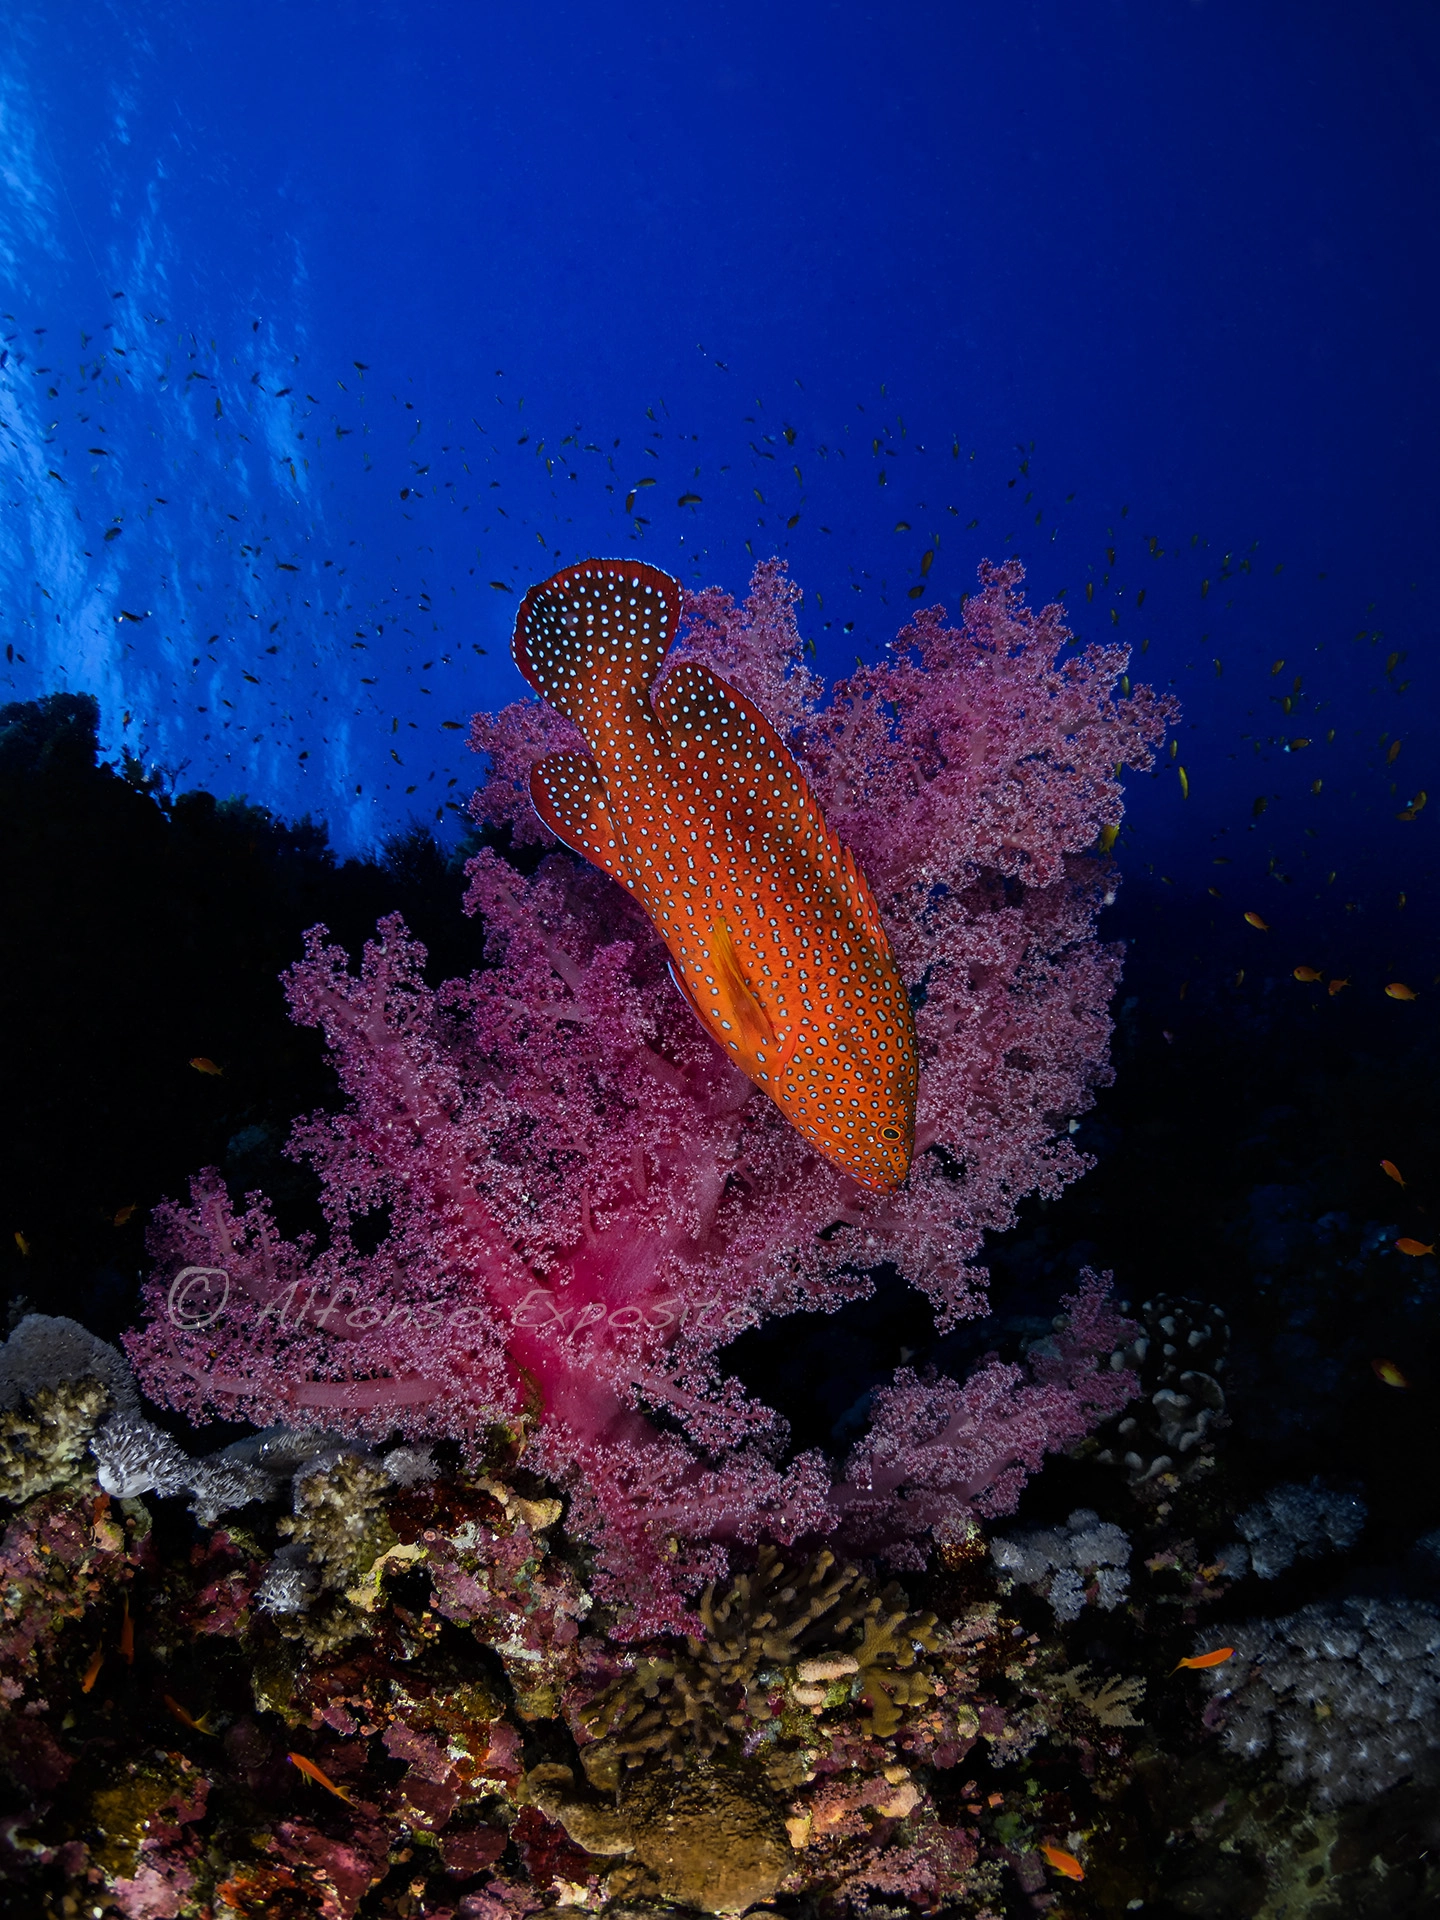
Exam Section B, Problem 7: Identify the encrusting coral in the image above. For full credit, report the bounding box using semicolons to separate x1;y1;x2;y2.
0;1310;1158;1917
7;1292;1430;1913
0;1315;143;1506
0;1378;113;1505
523;1758;795;1912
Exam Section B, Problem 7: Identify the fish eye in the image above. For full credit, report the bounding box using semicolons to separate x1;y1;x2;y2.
881;1126;900;1140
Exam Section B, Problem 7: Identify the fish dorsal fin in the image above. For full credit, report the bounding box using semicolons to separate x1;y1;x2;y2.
529;752;637;890
513;560;681;724
651;659;820;832
840;843;888;949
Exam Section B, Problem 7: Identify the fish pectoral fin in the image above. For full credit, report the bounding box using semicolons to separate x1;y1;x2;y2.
707;914;779;1058
667;958;708;1025
772;1020;805;1074
529;753;637;889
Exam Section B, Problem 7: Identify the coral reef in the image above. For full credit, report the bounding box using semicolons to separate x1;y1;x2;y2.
122;562;1167;1626
989;1507;1131;1622
5;1297;1432;1915
0;1308;1160;1917
1200;1595;1440;1805
575;1544;940;1784
1094;1291;1230;1483
1218;1475;1367;1580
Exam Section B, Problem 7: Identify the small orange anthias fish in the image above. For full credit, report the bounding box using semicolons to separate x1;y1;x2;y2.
1244;911;1269;930
1328;977;1349;996
164;1694;215;1734
514;560;919;1190
1380;1159;1406;1187
1395;1238;1434;1258
1372;1358;1410;1388
1292;965;1323;982
1385;982;1418;1001
80;1646;104;1693
289;1751;353;1803
1174;1646;1235;1671
189;1055;224;1076
1039;1843;1085;1880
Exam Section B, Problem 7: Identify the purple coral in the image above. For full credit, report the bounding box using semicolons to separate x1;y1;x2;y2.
124;560;1168;1630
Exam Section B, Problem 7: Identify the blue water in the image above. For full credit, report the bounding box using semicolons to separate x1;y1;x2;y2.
2;1;1438;977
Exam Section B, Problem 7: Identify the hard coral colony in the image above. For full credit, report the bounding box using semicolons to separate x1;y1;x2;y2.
125;558;1173;1629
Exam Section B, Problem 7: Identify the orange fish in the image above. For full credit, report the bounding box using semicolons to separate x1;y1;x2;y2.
1039;1843;1084;1880
1372;1358;1409;1387
119;1595;134;1664
514;560;919;1191
164;1694;215;1734
1174;1646;1234;1671
289;1751;353;1803
1244;911;1268;930
1292;966;1322;982
1396;1238;1434;1257
1385;982;1418;1001
81;1646;104;1693
189;1055;224;1075
1328;977;1349;996
1380;1160;1405;1187
113;1203;136;1226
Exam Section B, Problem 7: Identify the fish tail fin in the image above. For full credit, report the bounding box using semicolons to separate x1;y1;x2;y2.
513;559;681;721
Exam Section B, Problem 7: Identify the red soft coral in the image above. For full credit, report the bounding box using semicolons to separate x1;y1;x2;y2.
125;561;1169;1632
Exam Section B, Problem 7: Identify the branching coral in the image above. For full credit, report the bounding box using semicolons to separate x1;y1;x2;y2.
124;560;1168;1628
575;1544;939;1783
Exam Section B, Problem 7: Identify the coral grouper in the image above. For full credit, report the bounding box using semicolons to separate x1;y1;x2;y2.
514;559;918;1191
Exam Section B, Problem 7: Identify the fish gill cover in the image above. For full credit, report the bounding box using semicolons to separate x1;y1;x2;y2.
123;555;1173;1632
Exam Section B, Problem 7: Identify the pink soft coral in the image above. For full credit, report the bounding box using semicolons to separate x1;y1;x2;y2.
125;560;1173;1632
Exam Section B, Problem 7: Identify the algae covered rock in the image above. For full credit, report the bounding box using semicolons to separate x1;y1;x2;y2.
526;1758;792;1913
